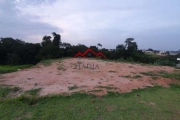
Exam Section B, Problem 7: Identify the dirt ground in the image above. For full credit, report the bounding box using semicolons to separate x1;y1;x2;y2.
0;58;179;96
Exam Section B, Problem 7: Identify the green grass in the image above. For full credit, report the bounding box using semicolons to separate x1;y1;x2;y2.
25;88;41;96
141;71;180;80
158;71;180;80
68;85;79;90
0;86;20;98
40;58;64;66
152;76;159;80
0;84;180;119
96;86;117;90
140;71;156;76
119;75;142;79
0;65;33;74
132;75;142;79
40;59;55;66
119;75;131;78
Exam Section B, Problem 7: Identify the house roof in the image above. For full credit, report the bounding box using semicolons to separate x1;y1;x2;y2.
96;52;107;58
73;52;84;58
73;48;106;58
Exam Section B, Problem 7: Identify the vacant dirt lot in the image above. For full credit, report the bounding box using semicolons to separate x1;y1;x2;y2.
0;58;179;96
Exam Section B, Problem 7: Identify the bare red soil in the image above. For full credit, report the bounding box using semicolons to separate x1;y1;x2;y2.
0;58;179;96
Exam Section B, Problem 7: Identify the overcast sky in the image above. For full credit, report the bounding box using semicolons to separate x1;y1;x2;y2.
0;0;180;50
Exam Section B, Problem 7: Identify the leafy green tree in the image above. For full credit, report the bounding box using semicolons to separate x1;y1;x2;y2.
72;44;88;53
37;43;62;60
125;38;137;51
100;48;110;58
52;32;61;47
90;46;98;53
41;35;52;47
97;43;102;50
0;37;41;65
124;38;138;58
116;44;126;59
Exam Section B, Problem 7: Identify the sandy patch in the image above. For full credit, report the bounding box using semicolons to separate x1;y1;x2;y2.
0;58;179;96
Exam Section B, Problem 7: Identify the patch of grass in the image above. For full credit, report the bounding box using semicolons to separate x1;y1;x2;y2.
120;75;142;79
88;89;103;92
140;71;156;76
68;85;78;90
97;86;117;90
119;75;131;78
0;86;20;98
0;65;33;74
25;88;41;96
132;75;142;79
158;71;180;80
57;66;66;71
151;76;158;80
1;85;180;119
40;59;54;66
40;58;64;66
141;71;180;80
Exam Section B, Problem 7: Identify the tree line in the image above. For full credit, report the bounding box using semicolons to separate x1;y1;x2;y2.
0;32;179;66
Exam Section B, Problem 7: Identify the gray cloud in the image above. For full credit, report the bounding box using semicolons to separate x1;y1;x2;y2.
0;0;61;43
0;0;180;50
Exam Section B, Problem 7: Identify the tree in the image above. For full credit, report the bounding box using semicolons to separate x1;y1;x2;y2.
52;32;61;47
0;37;41;65
90;46;98;53
124;38;138;51
41;35;52;47
148;48;153;51
116;44;126;51
97;43;102;49
125;38;134;49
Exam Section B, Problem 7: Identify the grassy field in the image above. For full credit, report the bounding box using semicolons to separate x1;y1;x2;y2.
140;70;180;80
0;65;33;74
0;84;180;120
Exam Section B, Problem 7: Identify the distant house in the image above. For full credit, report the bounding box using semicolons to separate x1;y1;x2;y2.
158;51;167;55
169;51;179;56
73;48;107;58
144;50;153;53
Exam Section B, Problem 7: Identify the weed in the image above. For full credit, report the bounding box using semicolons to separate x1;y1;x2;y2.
119;75;131;78
108;70;117;73
68;85;78;90
57;66;66;71
140;71;157;76
120;75;142;79
152;76;158;80
88;89;102;92
132;75;142;79
97;86;116;90
25;88;41;96
131;71;136;74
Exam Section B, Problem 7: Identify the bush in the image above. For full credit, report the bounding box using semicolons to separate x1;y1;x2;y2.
154;59;176;66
